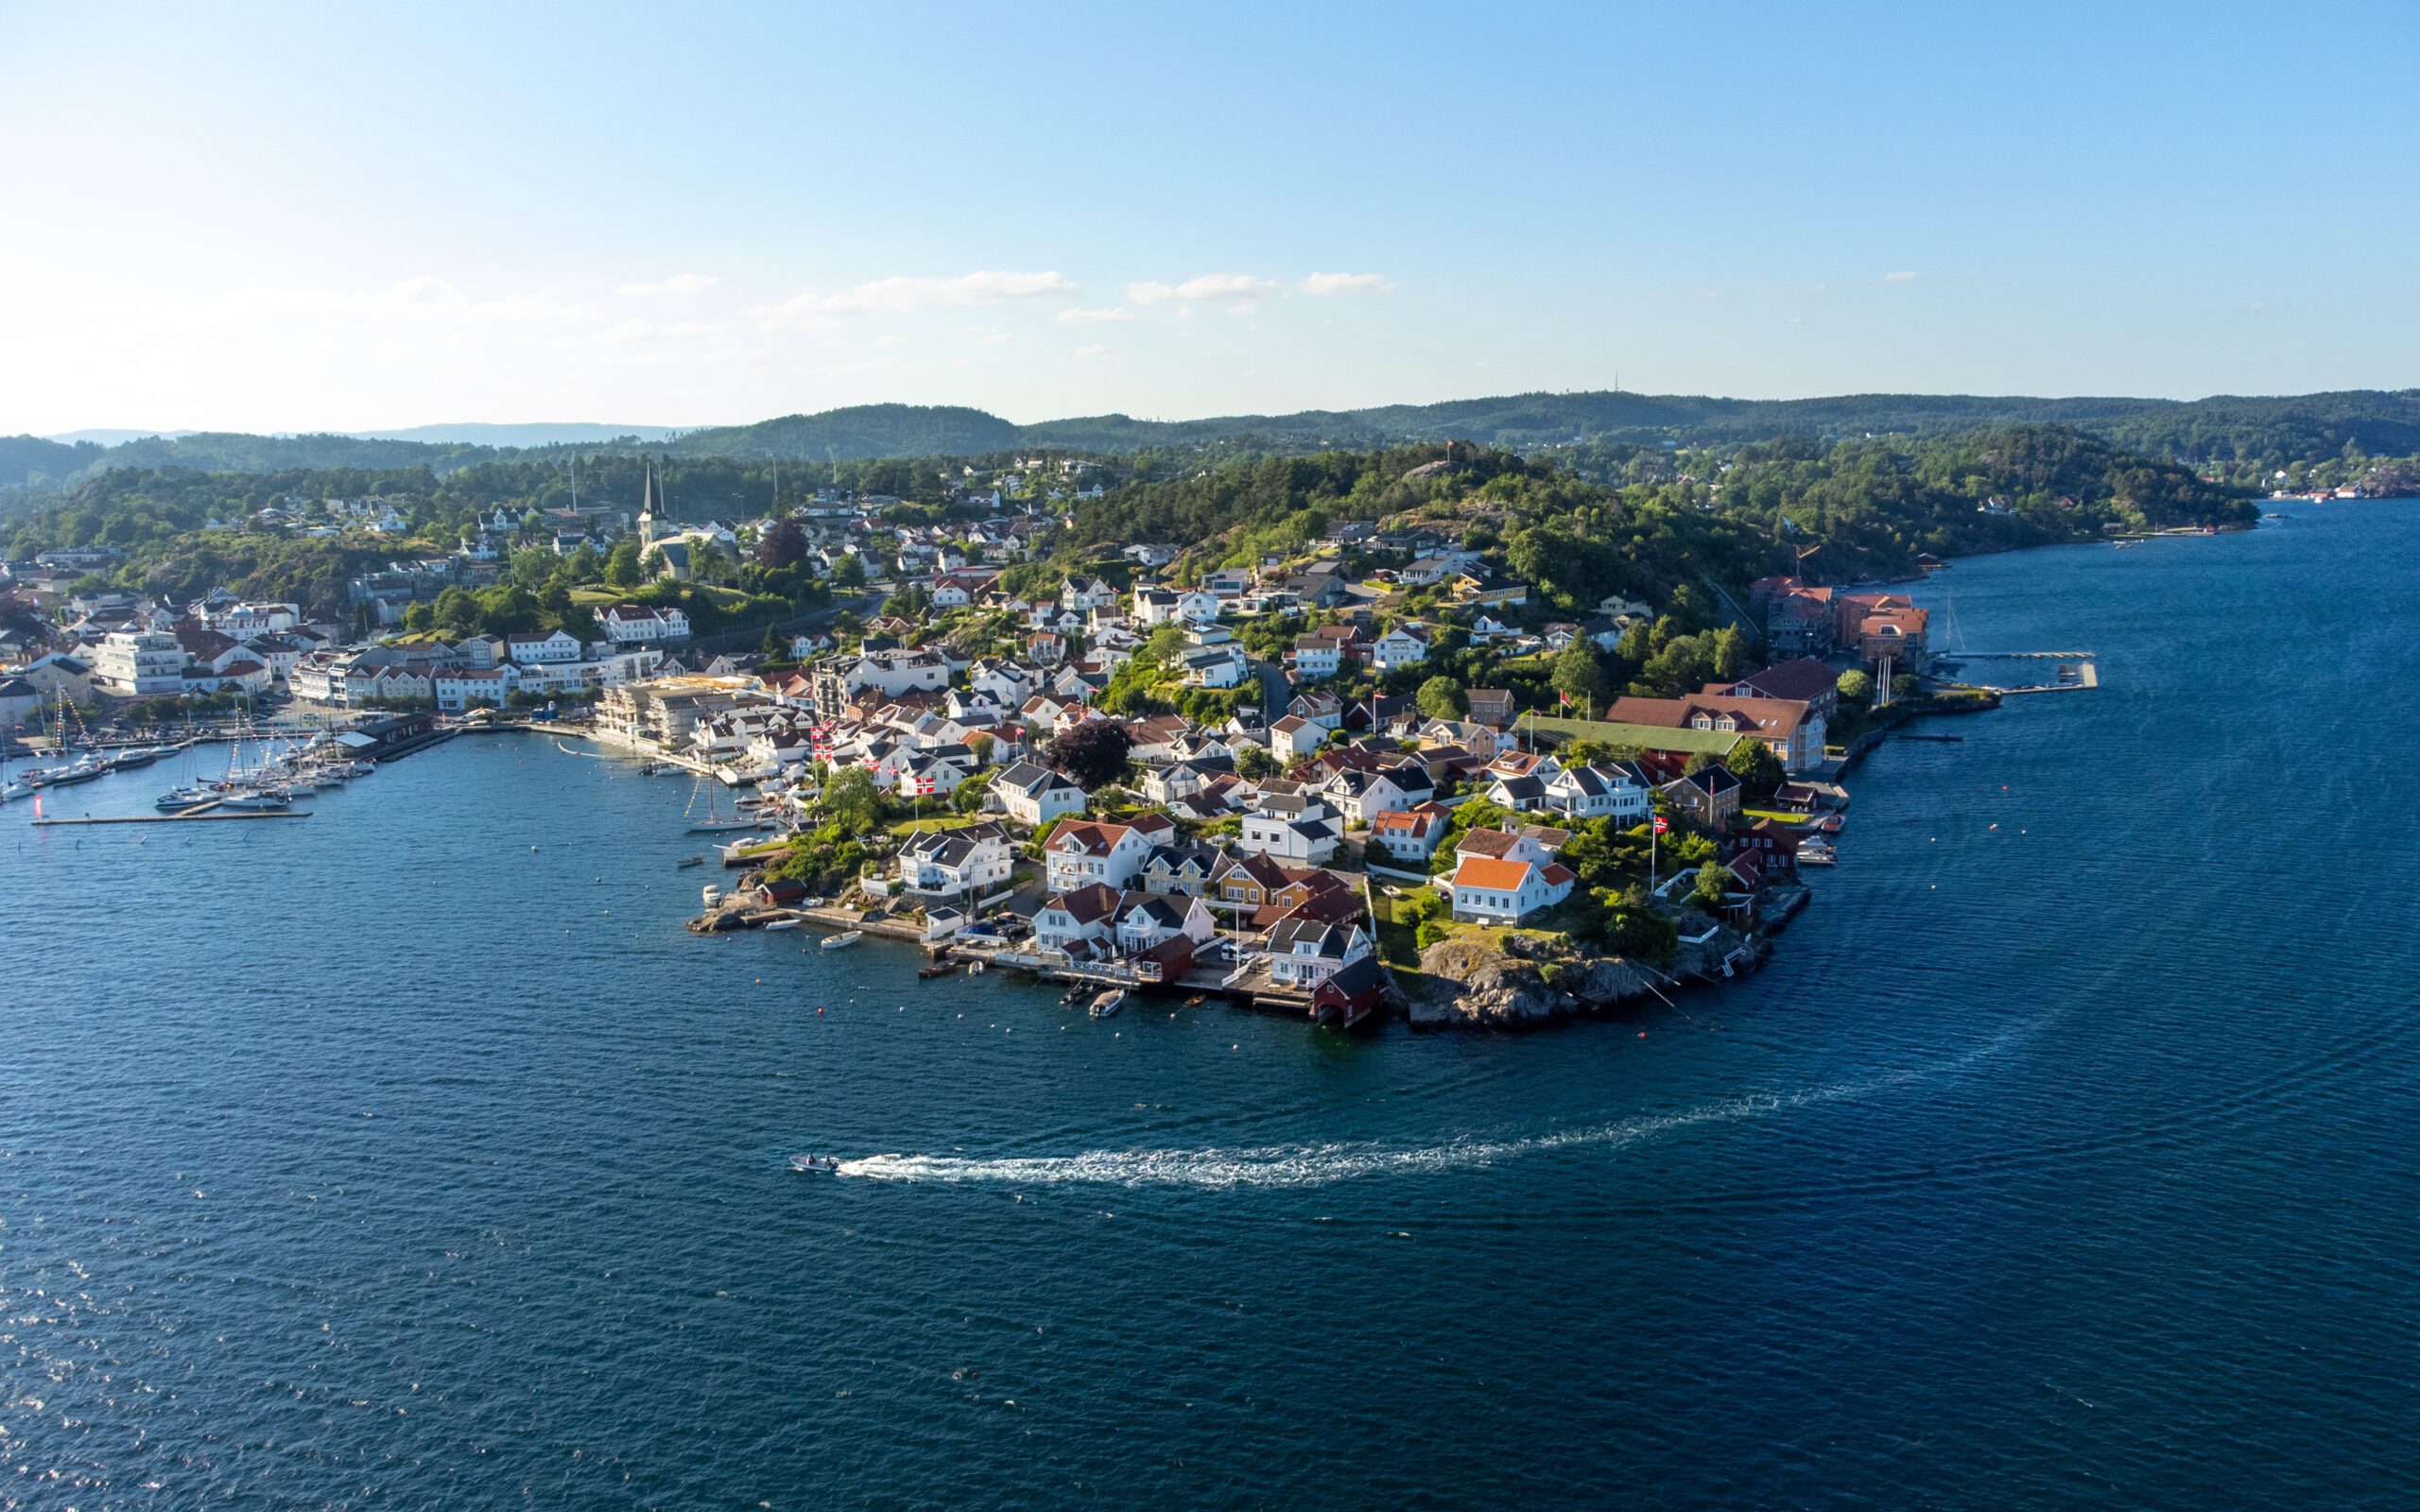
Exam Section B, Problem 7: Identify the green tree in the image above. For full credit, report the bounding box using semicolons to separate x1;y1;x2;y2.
1692;861;1731;912
1836;669;1874;706
1416;675;1467;719
604;539;642;588
1710;624;1745;680
819;765;883;832
831;554;867;589
1549;642;1603;716
1724;738;1785;798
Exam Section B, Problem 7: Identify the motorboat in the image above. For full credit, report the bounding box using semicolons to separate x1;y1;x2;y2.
821;930;864;951
106;747;161;772
1089;989;1126;1020
217;788;292;810
675;854;706;869
40;756;108;788
765;919;802;932
155;785;218;812
788;1154;844;1175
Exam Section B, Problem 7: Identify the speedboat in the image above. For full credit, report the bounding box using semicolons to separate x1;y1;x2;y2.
217;788;292;810
0;780;33;804
765;919;802;932
41;756;108;788
788;1154;844;1175
106;747;160;772
1089;989;1126;1020
156;785;217;812
821;930;864;951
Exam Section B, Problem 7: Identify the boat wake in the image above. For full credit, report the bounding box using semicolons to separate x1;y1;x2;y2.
838;1031;2025;1190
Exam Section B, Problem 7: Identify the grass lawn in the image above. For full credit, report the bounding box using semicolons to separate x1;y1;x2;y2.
1740;807;1813;826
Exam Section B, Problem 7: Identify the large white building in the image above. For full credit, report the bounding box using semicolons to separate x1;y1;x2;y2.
92;630;187;696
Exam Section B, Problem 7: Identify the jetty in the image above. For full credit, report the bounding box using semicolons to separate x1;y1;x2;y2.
32;808;311;826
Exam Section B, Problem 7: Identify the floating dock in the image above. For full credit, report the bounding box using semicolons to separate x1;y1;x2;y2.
31;809;312;826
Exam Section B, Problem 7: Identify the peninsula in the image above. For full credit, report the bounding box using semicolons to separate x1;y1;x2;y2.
3;427;2249;1027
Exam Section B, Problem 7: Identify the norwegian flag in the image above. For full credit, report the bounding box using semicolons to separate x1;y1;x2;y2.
1652;815;1669;834
1558;689;1571;707
914;777;938;796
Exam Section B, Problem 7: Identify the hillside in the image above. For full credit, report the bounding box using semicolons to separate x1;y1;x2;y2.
9;388;2420;492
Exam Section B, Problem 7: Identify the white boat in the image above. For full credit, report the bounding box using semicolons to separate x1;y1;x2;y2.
1089;988;1126;1019
39;756;108;788
765;919;802;931
821;930;864;951
688;817;770;833
788;1154;844;1175
701;885;722;907
217;788;292;810
155;785;217;812
0;781;32;804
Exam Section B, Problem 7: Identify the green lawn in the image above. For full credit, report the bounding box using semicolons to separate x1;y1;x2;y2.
1740;808;1813;826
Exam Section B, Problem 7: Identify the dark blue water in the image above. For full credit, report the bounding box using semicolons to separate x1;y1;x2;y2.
6;501;2418;1509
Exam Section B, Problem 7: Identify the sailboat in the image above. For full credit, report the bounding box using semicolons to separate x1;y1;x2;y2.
685;775;771;833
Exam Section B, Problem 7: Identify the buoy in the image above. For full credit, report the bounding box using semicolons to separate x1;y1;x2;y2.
817;1007;824;1015
1638;1031;1647;1038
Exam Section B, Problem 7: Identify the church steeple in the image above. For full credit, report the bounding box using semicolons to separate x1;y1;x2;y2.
638;459;659;548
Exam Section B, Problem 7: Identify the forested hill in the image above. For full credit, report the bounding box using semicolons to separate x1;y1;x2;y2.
9;388;2419;492
1049;425;2256;592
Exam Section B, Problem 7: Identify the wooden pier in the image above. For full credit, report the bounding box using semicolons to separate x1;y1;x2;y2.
31;808;312;826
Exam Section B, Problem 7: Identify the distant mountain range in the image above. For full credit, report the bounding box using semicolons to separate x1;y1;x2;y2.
8;387;2418;490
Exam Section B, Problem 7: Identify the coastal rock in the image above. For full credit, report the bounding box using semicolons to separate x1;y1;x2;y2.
1408;937;1661;1028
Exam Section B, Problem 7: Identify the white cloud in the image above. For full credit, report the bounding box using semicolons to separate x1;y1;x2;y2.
1883;270;1917;283
1058;306;1135;324
1297;271;1391;296
1072;342;1120;362
617;272;718;298
1126;273;1276;305
1227;301;1258;317
755;269;1076;325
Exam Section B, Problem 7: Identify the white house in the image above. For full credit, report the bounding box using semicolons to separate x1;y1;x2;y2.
599;603;691;644
1263;918;1373;988
1542;761;1653;824
1032;883;1119;955
895;822;1015;898
435;665;519;712
1043;817;1163;893
845;648;951;696
505;628;584;664
1445;854;1577;924
1182;644;1249;689
993;761;1088;827
1239;793;1340;865
1112;891;1217;955
1267;714;1326;762
1321;766;1422;825
1369;623;1432;672
1369;802;1452;863
1289;636;1343;680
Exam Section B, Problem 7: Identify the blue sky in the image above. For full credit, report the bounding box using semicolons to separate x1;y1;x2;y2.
3;0;2413;433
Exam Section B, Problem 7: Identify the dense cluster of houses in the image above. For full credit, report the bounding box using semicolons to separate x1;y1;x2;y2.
591;541;1870;1021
